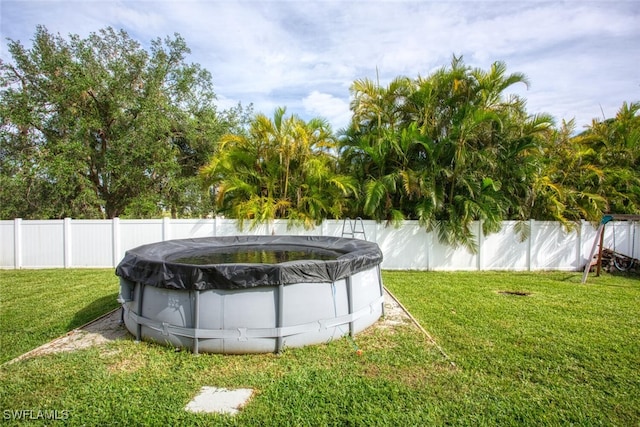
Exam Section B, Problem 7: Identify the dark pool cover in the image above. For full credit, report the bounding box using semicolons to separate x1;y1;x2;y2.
115;235;383;290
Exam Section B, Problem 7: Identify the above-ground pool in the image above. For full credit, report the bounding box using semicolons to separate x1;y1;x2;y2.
116;235;384;354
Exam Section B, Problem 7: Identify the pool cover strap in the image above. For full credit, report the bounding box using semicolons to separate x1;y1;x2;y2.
124;295;384;340
115;235;383;290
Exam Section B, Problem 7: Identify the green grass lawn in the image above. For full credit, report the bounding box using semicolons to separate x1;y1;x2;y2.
0;269;119;363
0;269;638;425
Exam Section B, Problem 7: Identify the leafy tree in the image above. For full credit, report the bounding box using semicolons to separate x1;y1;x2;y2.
532;102;640;226
410;58;555;249
343;56;553;250
530;120;606;225
200;107;356;228
578;101;640;215
341;76;415;223
0;26;226;219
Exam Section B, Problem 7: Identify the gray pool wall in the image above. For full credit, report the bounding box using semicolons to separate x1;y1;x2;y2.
119;265;383;353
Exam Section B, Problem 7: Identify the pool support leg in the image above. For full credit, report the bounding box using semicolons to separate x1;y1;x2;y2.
193;290;200;355
276;284;284;353
377;264;385;316
136;283;144;342
346;276;354;337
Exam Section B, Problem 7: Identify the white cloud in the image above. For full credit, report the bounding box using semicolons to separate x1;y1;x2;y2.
1;0;638;130
302;90;351;130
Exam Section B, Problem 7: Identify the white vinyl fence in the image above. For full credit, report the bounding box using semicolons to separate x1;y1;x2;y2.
0;218;638;271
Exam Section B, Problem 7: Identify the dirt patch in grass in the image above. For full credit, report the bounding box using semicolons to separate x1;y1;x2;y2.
379;290;413;329
6;308;128;364
106;351;148;374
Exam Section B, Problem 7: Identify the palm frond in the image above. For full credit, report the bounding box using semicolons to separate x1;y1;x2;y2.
363;179;387;217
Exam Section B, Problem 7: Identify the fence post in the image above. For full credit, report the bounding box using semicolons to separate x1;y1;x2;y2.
477;221;483;271
631;221;640;259
527;219;534;271
14;218;22;269
426;227;433;271
112;217;121;268
63;217;72;268
162;217;171;241
370;220;378;245
577;220;584;268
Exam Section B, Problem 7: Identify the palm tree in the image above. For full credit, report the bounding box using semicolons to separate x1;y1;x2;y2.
531;120;607;225
342;56;552;251
577;102;640;214
200;108;356;228
342;75;418;223
533;101;640;226
408;56;536;250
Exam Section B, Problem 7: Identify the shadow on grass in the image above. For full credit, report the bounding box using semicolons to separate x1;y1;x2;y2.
558;274;581;283
68;292;119;330
608;270;640;281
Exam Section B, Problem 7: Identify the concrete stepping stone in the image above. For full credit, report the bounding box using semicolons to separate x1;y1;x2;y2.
185;387;254;415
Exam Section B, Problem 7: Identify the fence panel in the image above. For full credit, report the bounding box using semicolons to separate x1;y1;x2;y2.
171;219;217;240
0;221;16;268
0;217;636;271
119;220;164;254
322;220;349;238
481;221;529;271
20;220;65;268
430;237;478;271
530;222;580;270
376;222;429;270
71;220;113;267
215;219;246;236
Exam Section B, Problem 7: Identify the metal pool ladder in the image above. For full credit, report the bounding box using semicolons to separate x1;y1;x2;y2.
341;217;367;240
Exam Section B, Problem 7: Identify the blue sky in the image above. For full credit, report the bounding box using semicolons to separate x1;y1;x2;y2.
1;0;639;131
